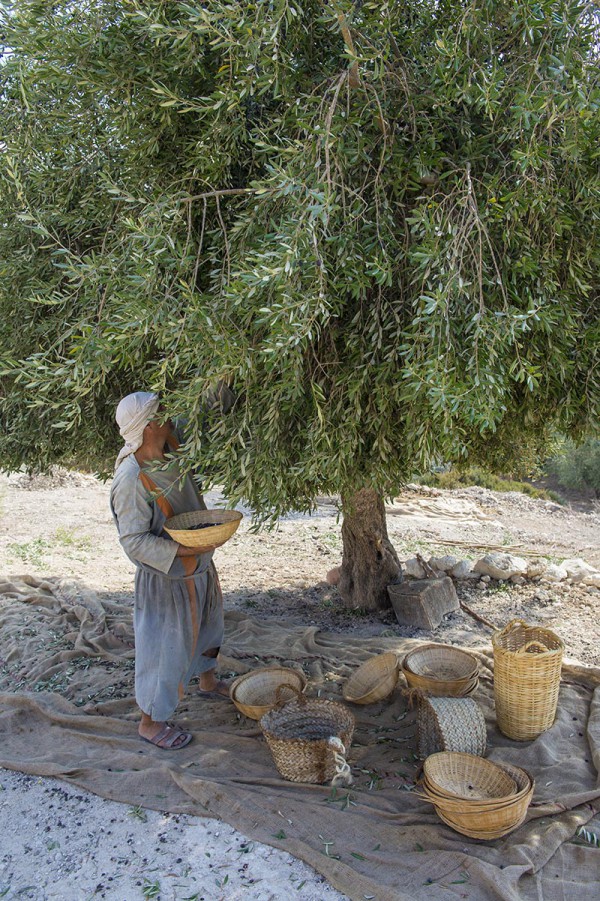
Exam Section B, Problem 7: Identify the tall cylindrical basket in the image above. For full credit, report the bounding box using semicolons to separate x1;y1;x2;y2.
492;619;564;741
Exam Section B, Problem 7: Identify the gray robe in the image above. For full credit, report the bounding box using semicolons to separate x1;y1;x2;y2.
110;450;224;722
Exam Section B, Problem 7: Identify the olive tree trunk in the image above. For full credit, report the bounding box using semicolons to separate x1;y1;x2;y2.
338;487;402;611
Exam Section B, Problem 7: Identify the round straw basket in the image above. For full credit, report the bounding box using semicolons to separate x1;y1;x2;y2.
492;619;564;741
417;696;487;759
421;753;534;839
423;752;517;802
260;687;355;785
402;644;479;697
164;509;242;550
343;652;399;704
230;667;307;720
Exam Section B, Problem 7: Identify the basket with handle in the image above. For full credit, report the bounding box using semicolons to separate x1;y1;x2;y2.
163;509;242;550
417;696;487;759
401;644;479;697
230;666;307;720
492;619;564;740
342;652;400;704
260;685;355;785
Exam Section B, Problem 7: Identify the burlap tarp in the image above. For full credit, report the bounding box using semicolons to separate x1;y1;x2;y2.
1;575;599;901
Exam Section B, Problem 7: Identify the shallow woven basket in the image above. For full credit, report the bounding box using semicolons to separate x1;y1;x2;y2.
492;619;564;741
434;796;531;839
423;752;517;802
402;644;479;697
343;652;400;704
230;667;307;720
417;696;487;759
422;755;534;839
260;688;355;784
164;509;242;550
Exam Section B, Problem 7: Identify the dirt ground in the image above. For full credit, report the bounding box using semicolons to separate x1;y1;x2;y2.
0;469;599;900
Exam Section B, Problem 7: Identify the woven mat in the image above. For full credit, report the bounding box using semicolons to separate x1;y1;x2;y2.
1;575;599;901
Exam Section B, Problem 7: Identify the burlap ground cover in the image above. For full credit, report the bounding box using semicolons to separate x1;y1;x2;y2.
1;576;599;901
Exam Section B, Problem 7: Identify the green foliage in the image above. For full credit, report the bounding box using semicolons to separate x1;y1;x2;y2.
0;0;598;519
415;466;560;502
547;437;600;494
415;466;560;500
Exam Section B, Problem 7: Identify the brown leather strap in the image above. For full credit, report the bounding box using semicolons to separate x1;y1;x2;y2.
138;470;175;519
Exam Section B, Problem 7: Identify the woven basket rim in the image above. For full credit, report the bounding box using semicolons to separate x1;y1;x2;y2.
492;619;564;653
403;643;479;676
402;668;479;698
423;752;518;802
423;772;533;809
434;803;529;839
165;508;243;529
260;695;355;739
342;652;399;703
230;667;307;718
164;508;243;548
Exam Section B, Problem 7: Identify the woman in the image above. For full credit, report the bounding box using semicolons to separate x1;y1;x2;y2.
110;391;229;750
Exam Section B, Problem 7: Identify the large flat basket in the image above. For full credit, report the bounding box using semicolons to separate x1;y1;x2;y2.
164;509;242;550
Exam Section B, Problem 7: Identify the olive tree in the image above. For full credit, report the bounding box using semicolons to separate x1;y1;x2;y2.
1;0;598;608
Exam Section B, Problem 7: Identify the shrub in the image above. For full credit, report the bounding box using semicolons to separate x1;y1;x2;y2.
416;467;559;501
547;439;600;497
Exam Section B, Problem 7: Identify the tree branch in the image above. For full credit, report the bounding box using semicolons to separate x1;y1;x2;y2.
335;9;360;88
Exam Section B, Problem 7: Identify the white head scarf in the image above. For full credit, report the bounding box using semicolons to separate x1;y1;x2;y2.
114;391;160;471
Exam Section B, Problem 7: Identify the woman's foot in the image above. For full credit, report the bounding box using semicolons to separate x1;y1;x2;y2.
139;721;192;750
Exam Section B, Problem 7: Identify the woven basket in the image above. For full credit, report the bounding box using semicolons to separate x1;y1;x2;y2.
164;509;242;550
423;752;517;801
434;796;531;839
260;688;355;785
417;696;487;759
492;619;564;741
230;667;307;720
343;652;400;704
402;644;479;697
421;754;534;839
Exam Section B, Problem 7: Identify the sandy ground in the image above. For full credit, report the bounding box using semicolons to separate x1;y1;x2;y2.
0;469;599;900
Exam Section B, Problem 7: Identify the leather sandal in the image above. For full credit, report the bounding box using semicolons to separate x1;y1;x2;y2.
141;722;193;750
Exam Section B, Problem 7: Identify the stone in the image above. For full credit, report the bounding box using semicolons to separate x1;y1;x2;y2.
387;577;460;630
403;557;426;579
583;573;600;588
561;558;598;583
526;559;548;579
325;567;341;586
509;575;526;585
450;559;474;579
428;555;458;573
473;553;528;580
541;563;568;583
480;574;491;583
